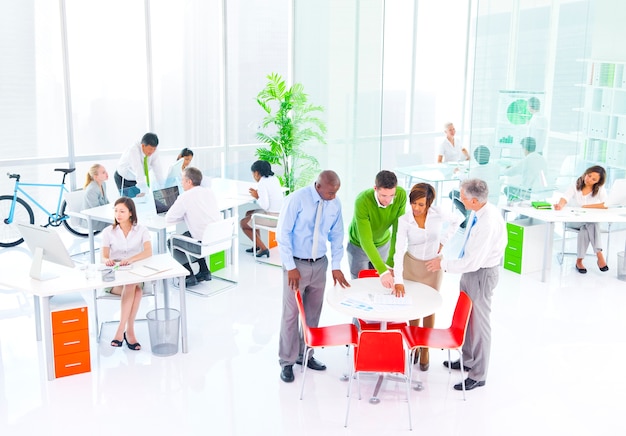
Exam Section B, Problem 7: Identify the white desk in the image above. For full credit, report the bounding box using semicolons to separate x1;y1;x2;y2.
0;254;188;380
327;277;442;401
502;205;626;282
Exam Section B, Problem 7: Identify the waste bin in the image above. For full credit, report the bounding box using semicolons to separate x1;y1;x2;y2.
146;308;180;357
618;252;626;281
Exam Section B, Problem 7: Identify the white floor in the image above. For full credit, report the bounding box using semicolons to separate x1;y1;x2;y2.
1;228;626;436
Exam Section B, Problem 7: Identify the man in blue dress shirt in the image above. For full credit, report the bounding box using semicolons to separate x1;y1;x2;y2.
276;170;351;383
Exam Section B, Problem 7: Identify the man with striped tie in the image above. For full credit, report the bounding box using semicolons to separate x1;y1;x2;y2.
425;178;507;392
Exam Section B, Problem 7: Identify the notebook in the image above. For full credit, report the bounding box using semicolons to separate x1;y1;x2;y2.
153;186;180;214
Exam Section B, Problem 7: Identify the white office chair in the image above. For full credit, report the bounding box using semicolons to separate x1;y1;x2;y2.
557;222;612;265
169;216;237;297
92;282;157;342
251;212;280;266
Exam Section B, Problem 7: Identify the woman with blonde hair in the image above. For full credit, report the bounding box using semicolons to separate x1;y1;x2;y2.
81;164;110;231
393;183;463;370
101;197;152;350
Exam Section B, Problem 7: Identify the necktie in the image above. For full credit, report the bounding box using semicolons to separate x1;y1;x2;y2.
143;155;150;187
459;213;477;258
311;200;323;259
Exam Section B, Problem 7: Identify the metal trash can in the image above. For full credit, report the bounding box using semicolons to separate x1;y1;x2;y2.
146;308;180;357
618;252;626;282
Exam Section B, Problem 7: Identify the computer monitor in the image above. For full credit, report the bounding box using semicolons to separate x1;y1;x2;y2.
153;185;180;214
16;222;75;280
606;179;626;207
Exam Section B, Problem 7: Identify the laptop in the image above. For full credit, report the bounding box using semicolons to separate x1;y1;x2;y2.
153;186;180;214
605;179;626;207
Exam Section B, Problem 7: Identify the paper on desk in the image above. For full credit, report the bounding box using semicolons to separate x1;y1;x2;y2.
129;264;172;277
339;297;374;312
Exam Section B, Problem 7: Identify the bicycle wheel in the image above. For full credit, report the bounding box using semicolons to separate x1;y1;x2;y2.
0;195;35;247
60;200;101;238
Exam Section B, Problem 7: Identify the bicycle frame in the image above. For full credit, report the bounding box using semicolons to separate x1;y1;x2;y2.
7;180;68;224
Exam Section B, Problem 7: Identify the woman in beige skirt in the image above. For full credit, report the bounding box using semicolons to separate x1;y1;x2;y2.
393;183;463;370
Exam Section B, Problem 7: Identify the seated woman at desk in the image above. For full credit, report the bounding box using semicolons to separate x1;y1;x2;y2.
393;183;464;371
176;147;194;171
240;160;284;258
81;164;110;231
554;165;608;274
101;197;153;350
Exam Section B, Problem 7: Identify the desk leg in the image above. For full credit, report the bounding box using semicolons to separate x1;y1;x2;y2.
87;217;95;263
41;296;55;380
159;229;170;309
179;274;188;353
541;222;554;282
34;295;42;341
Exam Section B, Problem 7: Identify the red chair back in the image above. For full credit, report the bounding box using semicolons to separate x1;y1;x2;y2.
354;330;405;374
357;269;379;278
450;291;473;347
294;289;313;344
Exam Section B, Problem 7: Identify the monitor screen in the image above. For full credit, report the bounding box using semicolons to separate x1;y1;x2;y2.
606;179;626;207
153;186;180;214
17;223;75;280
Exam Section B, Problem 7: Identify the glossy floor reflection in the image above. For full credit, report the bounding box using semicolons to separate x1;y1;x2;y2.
1;229;626;436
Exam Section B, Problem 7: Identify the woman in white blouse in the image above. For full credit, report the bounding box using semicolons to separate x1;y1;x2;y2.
554;165;608;274
240;160;284;258
393;183;463;371
101;197;152;350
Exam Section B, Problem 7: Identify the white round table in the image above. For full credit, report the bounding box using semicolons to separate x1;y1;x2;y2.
327;277;443;401
327;277;443;325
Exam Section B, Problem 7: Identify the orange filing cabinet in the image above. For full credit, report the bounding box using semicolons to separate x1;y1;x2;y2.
51;294;91;378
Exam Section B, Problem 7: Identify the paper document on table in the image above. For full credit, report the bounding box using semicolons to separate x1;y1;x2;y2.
370;293;413;306
129;264;172;277
339;297;374;312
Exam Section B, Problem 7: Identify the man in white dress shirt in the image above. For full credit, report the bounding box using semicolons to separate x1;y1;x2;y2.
115;132;167;198
426;178;507;391
166;167;221;287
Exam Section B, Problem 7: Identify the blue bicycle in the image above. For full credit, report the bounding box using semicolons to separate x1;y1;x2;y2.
0;168;98;247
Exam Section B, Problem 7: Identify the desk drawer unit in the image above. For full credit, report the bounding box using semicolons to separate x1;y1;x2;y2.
51;295;91;378
504;219;548;274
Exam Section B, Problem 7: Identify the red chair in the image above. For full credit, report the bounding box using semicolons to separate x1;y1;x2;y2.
401;291;473;399
344;330;412;430
355;269;407;331
294;288;359;400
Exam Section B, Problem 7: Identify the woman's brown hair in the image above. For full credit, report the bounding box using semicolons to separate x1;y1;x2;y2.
409;183;436;209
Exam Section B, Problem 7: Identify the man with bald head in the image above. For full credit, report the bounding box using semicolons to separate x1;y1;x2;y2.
276;170;351;383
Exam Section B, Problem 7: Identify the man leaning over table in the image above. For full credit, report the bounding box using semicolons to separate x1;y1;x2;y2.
425;178;507;391
165;167;221;287
347;170;407;288
276;170;350;383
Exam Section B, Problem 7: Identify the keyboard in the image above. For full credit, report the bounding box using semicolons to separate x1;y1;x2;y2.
370;293;413;306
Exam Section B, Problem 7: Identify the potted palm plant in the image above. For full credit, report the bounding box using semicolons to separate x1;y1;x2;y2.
256;72;327;193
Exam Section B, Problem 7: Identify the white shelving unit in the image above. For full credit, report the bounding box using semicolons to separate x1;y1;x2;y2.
578;61;626;172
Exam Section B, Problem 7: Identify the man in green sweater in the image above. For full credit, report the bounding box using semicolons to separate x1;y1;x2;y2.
347;170;407;288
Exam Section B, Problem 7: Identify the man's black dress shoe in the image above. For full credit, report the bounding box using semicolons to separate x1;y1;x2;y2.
185;275;198;287
454;378;485;391
443;360;471;372
280;365;294;383
295;357;327;371
575;265;587;274
195;270;212;282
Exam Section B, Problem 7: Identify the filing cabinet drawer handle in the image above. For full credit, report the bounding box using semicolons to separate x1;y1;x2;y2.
65;362;83;368
61;318;80;324
63;341;81;346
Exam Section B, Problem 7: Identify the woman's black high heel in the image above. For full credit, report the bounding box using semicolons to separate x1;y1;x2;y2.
246;246;260;253
124;332;141;351
256;249;270;258
111;338;123;347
